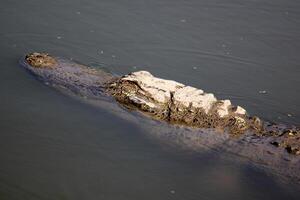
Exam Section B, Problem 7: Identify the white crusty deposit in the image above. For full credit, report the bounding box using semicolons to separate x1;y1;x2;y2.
117;71;246;119
122;71;184;104
173;86;216;114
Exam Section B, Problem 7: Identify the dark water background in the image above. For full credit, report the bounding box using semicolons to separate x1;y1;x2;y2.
0;0;300;199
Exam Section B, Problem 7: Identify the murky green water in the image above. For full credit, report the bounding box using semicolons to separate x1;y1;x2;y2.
0;0;299;199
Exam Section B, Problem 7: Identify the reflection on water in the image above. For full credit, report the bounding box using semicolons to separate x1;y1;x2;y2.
0;0;300;199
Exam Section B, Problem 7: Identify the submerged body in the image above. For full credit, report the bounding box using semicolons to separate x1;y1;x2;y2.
20;53;300;181
23;52;116;98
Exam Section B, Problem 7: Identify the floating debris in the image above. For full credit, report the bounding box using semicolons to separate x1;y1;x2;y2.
56;36;62;40
259;90;267;94
180;19;186;23
287;113;292;117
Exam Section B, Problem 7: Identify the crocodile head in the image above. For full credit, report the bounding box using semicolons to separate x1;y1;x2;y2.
25;52;57;68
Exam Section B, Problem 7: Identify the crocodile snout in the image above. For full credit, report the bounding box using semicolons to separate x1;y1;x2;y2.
25;52;57;68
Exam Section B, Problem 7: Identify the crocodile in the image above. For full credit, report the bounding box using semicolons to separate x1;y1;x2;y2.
20;52;300;181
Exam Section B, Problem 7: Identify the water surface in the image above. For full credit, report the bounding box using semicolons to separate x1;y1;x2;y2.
0;0;300;199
